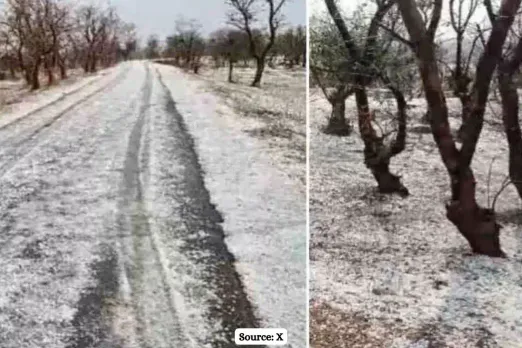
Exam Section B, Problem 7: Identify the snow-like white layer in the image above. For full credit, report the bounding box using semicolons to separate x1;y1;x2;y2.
0;61;222;347
155;64;307;348
165;64;306;191
310;89;522;347
0;62;141;347
0;66;119;128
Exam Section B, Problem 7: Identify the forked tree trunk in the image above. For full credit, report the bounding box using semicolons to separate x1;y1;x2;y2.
397;0;520;257
251;57;265;87
355;87;409;196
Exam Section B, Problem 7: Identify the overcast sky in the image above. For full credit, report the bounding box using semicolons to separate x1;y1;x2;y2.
104;0;306;42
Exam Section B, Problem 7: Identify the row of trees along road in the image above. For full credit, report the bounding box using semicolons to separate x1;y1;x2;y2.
0;0;138;90
147;0;305;87
313;0;522;257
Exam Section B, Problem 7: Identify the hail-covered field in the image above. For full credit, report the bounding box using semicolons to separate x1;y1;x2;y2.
309;88;522;348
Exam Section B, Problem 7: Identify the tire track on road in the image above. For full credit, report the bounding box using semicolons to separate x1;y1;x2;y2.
114;63;188;348
155;67;264;348
0;67;122;133
0;66;129;179
0;66;130;254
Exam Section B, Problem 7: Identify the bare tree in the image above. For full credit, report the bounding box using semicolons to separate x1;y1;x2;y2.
324;0;410;195
164;18;206;74
76;5;119;73
209;28;250;82
3;0;71;89
310;14;354;135
278;25;306;68
227;0;287;87
445;0;484;139
398;0;521;256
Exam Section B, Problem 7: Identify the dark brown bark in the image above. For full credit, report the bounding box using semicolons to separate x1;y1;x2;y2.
30;59;41;90
325;0;407;195
498;38;522;200
355;87;409;196
58;61;67;79
397;0;520;256
251;57;265;87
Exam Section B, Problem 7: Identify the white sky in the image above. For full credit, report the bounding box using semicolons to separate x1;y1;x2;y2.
102;0;306;41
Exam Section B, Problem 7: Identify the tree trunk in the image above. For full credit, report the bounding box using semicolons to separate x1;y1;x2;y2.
24;69;31;85
90;58;97;73
9;63;16;79
355;87;408;196
456;94;472;141
324;96;351;136
228;59;234;83
31;59;41;90
59;61;67;79
396;0;519;257
446;168;504;257
44;58;54;86
498;70;522;199
251;57;265;87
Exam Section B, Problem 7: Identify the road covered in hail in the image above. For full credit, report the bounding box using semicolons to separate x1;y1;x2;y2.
0;61;306;348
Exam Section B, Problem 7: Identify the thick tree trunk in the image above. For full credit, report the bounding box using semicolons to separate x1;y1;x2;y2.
325;96;352;136
446;168;504;257
251;57;265;87
396;0;518;257
499;70;522;199
355;87;408;196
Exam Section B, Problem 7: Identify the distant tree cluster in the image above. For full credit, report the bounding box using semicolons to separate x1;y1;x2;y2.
0;0;138;89
153;0;305;87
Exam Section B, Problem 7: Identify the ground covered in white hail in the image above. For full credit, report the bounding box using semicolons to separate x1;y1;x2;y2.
0;68;114;119
155;63;307;348
188;64;306;190
309;89;522;348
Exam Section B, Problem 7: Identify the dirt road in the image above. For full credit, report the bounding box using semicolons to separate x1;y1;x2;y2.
0;62;265;348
